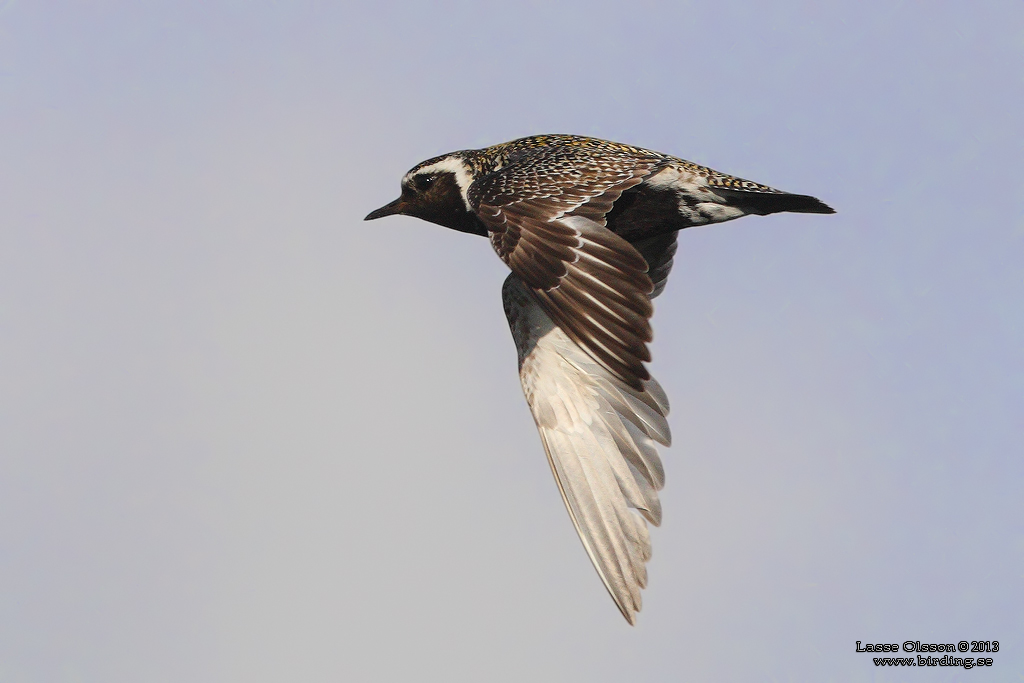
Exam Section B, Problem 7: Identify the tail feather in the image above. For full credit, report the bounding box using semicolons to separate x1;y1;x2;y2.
712;188;836;216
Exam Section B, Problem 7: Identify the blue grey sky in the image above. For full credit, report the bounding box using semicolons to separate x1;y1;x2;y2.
1;2;1021;681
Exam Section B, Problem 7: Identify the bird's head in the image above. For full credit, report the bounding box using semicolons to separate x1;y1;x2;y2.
364;153;486;235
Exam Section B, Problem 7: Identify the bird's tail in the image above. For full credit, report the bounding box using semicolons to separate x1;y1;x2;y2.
712;187;836;215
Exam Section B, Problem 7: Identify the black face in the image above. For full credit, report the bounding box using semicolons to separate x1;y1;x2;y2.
364;172;487;237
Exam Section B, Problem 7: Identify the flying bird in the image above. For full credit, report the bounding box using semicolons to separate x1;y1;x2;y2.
365;134;834;624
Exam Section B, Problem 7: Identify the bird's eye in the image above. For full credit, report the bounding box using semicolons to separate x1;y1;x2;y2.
413;175;436;192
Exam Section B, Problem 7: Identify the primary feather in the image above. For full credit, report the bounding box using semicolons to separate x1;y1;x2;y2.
503;274;670;624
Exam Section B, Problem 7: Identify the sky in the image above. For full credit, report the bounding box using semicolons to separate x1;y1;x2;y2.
1;1;1022;681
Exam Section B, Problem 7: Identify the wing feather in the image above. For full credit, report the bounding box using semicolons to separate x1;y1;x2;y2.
473;146;662;391
502;275;671;624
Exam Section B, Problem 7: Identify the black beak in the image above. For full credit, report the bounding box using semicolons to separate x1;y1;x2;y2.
365;197;404;221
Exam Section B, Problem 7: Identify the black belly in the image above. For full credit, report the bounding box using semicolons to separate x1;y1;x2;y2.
605;185;687;243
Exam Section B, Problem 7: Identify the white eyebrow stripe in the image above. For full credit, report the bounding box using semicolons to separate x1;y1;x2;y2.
405;157;474;211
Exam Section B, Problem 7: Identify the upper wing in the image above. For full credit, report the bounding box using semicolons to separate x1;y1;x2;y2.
471;145;664;391
503;275;671;625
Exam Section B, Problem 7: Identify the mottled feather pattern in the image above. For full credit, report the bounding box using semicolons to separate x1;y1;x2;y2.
468;134;779;197
471;145;664;389
366;133;834;625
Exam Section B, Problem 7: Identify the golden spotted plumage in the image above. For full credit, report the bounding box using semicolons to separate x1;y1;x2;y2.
366;133;834;625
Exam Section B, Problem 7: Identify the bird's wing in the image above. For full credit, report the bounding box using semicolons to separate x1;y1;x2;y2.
503;274;670;624
471;145;664;391
630;231;679;299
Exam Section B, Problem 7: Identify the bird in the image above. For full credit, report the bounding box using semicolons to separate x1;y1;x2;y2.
365;134;834;624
